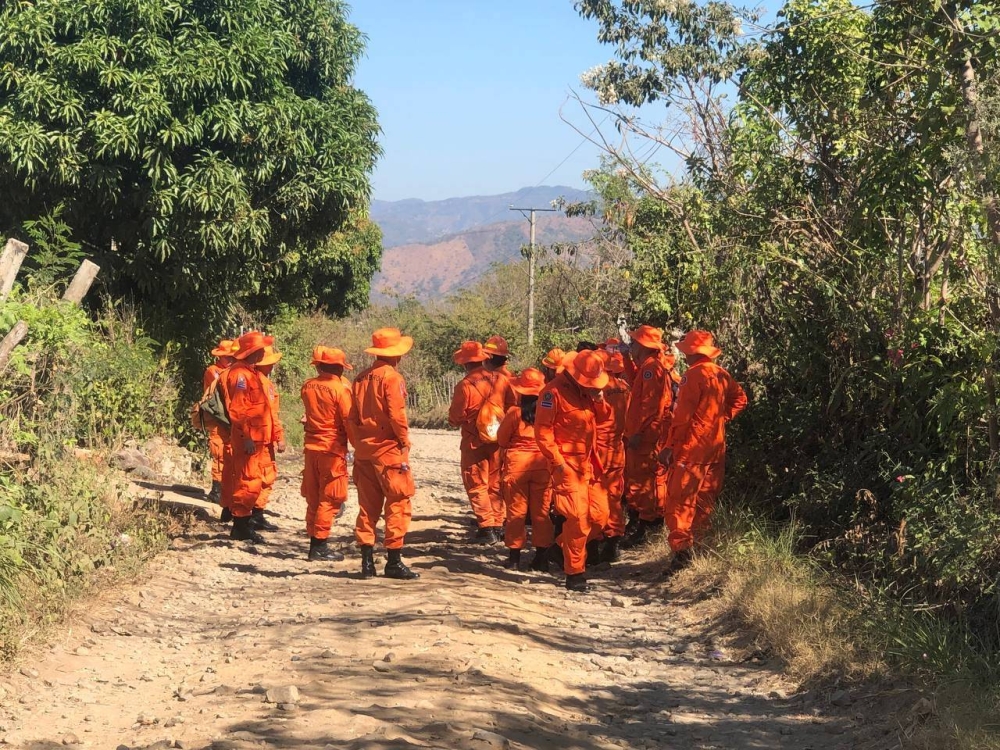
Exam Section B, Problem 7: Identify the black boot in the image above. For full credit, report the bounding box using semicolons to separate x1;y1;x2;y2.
230;515;266;544
251;508;279;532
360;545;377;578
529;546;550;572
622;520;651;550
662;548;694;579
476;526;490;541
220;507;233;523
384;549;420;580
565;573;588;592
624;507;640;537
585;540;602;569
504;549;521;570
548;544;564;570
208;481;222;504
309;537;344;562
490;527;505;545
600;537;621;564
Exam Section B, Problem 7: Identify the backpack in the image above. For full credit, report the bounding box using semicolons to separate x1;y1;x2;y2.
474;374;505;443
189;376;230;431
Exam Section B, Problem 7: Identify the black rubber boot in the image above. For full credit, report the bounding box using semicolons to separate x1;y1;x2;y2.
207;481;222;504
662;548;694;579
308;537;345;562
548;544;564;570
251;508;279;532
504;549;521;570
600;537;621;564
624;507;640;537
476;526;490;541
384;549;420;580
490;527;505;545
220;507;233;523
529;546;550;572
230;515;266;544
585;540;602;568
565;573;588;592
360;545;377;578
622;520;651;550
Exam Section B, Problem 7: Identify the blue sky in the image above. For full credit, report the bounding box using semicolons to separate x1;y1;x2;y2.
349;1;781;202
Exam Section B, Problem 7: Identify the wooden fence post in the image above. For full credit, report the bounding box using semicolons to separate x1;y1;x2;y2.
0;239;29;301
62;260;101;304
0;320;29;372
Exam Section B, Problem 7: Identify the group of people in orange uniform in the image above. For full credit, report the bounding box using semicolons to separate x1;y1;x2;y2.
447;327;746;591
200;323;746;591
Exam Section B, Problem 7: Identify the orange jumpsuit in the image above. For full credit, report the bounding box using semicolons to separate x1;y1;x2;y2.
219;363;275;518
255;373;285;511
596;374;630;538
498;406;553;550
203;363;227;484
535;373;599;575
448;366;509;529
624;351;676;522
300;374;353;540
663;358;747;552
350;361;414;550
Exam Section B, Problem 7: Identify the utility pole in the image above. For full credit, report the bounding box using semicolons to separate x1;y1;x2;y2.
510;205;558;348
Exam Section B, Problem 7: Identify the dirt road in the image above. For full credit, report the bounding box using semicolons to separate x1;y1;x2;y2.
2;430;902;750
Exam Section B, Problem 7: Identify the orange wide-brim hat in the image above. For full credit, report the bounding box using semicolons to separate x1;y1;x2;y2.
541;347;566;370
605;351;625;374
311;346;353;370
234;331;274;360
259;345;283;367
564;350;609;390
484;335;511;358
454;340;489;366
511;367;546;396
211;339;237;358
366;327;414;357
629;325;666;351
677;330;722;359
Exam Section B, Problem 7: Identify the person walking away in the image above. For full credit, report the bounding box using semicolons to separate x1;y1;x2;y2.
540;348;566;383
253;345;286;532
484;336;517;387
497;368;554;570
350;328;420;580
449;341;507;541
219;331;277;544
535;351;608;592
660;331;747;575
203;339;236;505
300;347;354;562
594;349;630;563
623;325;675;549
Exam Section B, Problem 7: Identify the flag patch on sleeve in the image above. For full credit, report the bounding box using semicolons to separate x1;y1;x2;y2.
236;375;247;390
541;392;555;408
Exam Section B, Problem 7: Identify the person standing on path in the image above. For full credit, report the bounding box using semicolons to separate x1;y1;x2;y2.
623;325;677;549
253;346;286;532
484;336;518;389
203;339;237;505
497;368;554;571
300;346;355;562
449;341;507;542
219;331;276;544
593;349;631;564
350;328;420;580
535;350;608;592
660;330;747;576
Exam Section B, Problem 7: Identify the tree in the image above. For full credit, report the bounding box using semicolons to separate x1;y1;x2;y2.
0;0;381;342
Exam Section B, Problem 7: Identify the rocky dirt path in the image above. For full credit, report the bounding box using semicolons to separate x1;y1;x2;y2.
2;430;905;750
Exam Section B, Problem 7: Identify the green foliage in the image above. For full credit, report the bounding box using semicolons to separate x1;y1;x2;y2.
0;0;381;345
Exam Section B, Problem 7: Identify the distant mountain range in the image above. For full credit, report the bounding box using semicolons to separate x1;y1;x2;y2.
370;186;596;302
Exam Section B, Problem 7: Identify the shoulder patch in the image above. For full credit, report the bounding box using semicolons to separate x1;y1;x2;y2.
680;376;688;386
236;374;247;390
643;370;653;380
540;391;555;408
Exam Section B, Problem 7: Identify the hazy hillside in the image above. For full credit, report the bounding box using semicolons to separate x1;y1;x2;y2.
372;185;592;247
372;212;595;302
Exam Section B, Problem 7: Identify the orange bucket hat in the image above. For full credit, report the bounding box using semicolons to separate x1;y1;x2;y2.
259;345;283;367
629;325;666;351
311;346;353;370
605;350;625;374
366;327;414;357
677;330;722;359
511;367;546;396
541;347;566;370
211;339;236;358
233;331;274;360
483;335;511;358
564;350;609;390
453;340;489;366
